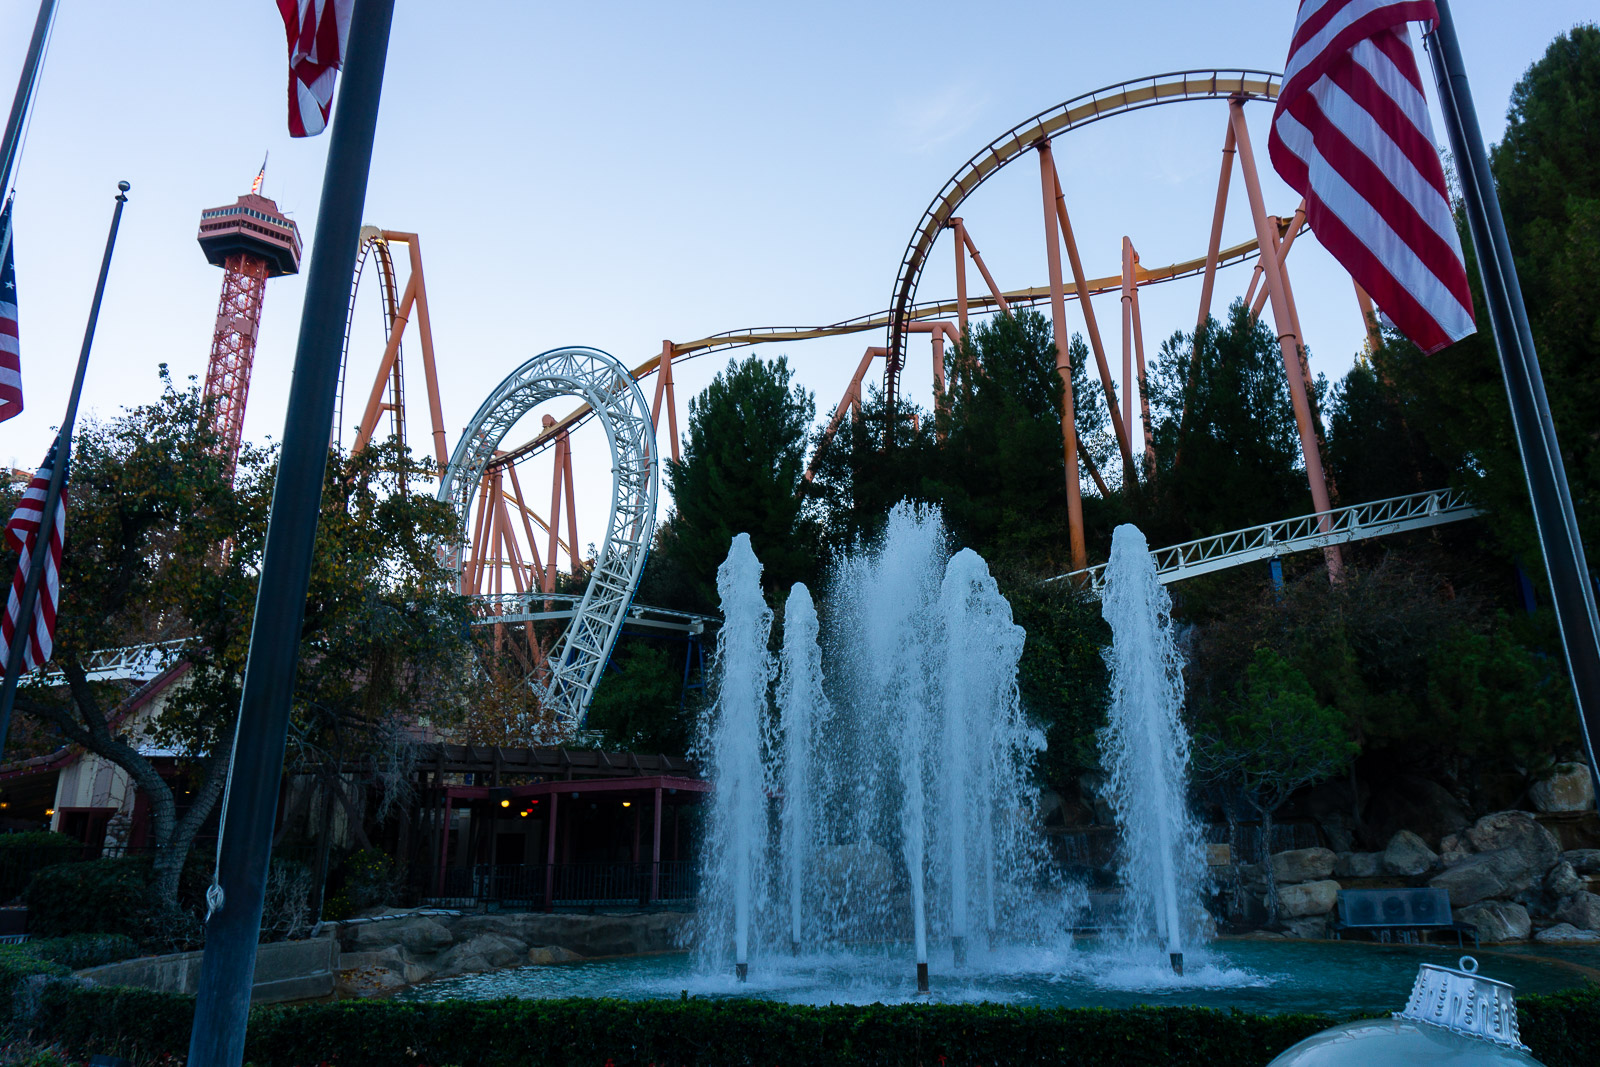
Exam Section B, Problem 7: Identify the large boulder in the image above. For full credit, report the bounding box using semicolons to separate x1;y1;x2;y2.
1457;901;1531;943
1429;849;1543;907
1382;831;1438;877
1530;763;1594;813
345;915;454;954
1271;847;1337;885
434;932;527;978
1334;851;1382;879
1464;811;1561;872
1281;916;1330;939
1278;879;1340;918
1535;922;1600;944
1555;891;1600;932
1563;849;1600;875
1547;861;1586;899
1364;775;1470;847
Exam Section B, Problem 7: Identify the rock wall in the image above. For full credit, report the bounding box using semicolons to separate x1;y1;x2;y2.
329;910;692;998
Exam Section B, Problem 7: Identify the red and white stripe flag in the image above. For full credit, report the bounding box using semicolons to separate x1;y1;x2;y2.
0;200;22;423
278;0;352;138
1269;0;1475;355
1;438;67;671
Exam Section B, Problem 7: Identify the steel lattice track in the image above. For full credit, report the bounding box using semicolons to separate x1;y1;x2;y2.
1049;487;1482;590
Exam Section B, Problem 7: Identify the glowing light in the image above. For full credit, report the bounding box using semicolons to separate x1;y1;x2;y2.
500;799;511;808
622;801;632;808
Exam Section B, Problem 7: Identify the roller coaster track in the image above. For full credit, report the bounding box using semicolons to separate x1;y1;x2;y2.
1048;488;1483;591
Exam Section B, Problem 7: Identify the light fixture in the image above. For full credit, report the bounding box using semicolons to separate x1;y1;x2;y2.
500;798;511;808
44;808;53;816
519;810;530;818
622;801;632;808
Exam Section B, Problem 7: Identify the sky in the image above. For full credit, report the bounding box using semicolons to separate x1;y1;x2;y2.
0;0;1593;558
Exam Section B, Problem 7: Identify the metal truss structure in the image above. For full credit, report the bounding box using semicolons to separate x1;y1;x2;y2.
468;592;715;637
1049;488;1483;591
438;347;658;730
38;638;190;686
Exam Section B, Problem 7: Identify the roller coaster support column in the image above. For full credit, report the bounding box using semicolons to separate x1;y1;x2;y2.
187;2;394;1063
1428;0;1600;793
961;224;1011;317
951;217;970;335
1181;120;1238;470
1036;140;1088;574
1122;238;1155;482
1354;282;1383;355
652;341;681;464
804;346;881;485
1228;99;1343;580
1044;150;1137;488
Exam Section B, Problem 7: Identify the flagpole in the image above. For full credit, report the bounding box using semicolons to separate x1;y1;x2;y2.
1425;0;1600;793
0;0;59;201
186;0;395;1062
0;179;128;759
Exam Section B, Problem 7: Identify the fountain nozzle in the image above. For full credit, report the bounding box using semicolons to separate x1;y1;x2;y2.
736;962;748;982
1170;952;1184;976
916;962;930;994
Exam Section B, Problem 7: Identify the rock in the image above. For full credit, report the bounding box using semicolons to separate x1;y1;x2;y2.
1547;861;1586;899
1271;847;1337;885
1458;901;1531;943
1464;811;1561;873
1530;763;1594;813
1535;922;1600;944
1382;830;1438;876
1281;916;1330;939
1364;775;1470;847
1440;834;1465;855
1563;849;1600;875
1429;849;1543;907
434;932;526;977
395;917;456;954
1554;891;1600;932
336;964;407;998
527;945;583;965
1334;851;1382;879
1278;879;1340;918
1077;772;1114;826
1439;849;1471;868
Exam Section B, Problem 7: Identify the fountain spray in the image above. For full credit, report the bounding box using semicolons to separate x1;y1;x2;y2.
778;583;826;954
1098;524;1206;975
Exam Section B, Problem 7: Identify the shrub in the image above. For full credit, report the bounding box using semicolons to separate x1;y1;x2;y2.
25;934;139;970
0;832;83;904
23;857;154;938
321;847;396;921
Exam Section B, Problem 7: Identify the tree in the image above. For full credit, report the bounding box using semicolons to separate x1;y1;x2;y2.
1193;649;1355;924
12;373;473;912
658;355;816;612
1326;358;1449;504
585;643;692;754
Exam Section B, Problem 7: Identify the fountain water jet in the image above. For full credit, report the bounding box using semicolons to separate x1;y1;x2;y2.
1098;524;1207;974
777;583;826;953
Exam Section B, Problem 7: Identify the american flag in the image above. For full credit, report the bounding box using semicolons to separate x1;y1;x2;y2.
278;0;352;138
1268;0;1475;355
1;438;67;672
0;199;21;423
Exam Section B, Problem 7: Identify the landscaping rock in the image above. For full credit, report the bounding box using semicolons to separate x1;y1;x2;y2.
1277;879;1340;918
1439;848;1471;868
1271;847;1337;885
1458;901;1531;943
1535;922;1600;944
1364;774;1470;846
395;917;456;954
1555;891;1600;932
527;945;583;965
1563;849;1600;874
1334;851;1382;879
1547;861;1586;899
1382;830;1438;876
1429;849;1542;907
1464;811;1561;873
435;932;527;977
1281;916;1329;939
1530;763;1594;813
1440;834;1465;855
336;964;407;998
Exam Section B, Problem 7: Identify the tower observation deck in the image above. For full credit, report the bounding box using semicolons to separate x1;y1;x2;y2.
196;192;302;470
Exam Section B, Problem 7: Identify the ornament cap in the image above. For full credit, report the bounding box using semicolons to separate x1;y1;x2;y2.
1395;955;1528;1051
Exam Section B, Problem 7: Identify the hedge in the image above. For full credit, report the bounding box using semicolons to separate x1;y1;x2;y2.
3;949;1597;1067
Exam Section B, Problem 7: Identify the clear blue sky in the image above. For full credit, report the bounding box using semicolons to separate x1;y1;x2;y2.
0;1;1591;545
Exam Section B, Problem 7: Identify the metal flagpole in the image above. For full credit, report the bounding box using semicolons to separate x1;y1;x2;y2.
0;180;129;758
1425;0;1600;792
185;0;395;1063
0;0;58;200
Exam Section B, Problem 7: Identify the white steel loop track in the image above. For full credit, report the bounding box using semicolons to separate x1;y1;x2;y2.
335;227;402;450
438;346;658;731
886;69;1283;368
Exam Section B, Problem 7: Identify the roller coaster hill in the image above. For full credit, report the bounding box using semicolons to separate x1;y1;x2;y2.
73;71;1488;742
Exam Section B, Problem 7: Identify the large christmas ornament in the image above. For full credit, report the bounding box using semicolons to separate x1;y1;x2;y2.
1267;956;1544;1066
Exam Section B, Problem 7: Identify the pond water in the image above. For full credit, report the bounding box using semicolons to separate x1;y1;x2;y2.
397;937;1600;1017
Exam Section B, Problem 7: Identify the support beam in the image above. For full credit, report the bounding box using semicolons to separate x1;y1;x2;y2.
951;217;970;336
1228;100;1342;579
1355;281;1383;354
961;225;1011;316
1036;141;1088;573
804;346;881;485
1123;238;1156;482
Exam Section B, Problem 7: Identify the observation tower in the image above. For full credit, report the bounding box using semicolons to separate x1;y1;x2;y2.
195;190;302;471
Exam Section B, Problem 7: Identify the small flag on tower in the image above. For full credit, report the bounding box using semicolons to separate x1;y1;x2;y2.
250;153;268;195
1268;0;1475;355
1;438;68;672
278;0;352;138
0;200;22;423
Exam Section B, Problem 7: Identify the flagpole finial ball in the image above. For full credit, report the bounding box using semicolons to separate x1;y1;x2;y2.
116;181;130;197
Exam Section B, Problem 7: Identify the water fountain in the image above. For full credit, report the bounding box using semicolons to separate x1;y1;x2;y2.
697;502;1052;990
1097;523;1208;974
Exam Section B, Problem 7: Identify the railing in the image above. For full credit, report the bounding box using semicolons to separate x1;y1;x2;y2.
1050;487;1482;590
415;860;698;909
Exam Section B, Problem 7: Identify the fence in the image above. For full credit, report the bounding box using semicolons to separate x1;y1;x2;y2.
413;860;698;909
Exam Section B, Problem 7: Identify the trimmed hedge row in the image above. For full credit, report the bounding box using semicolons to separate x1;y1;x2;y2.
5;952;1598;1067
